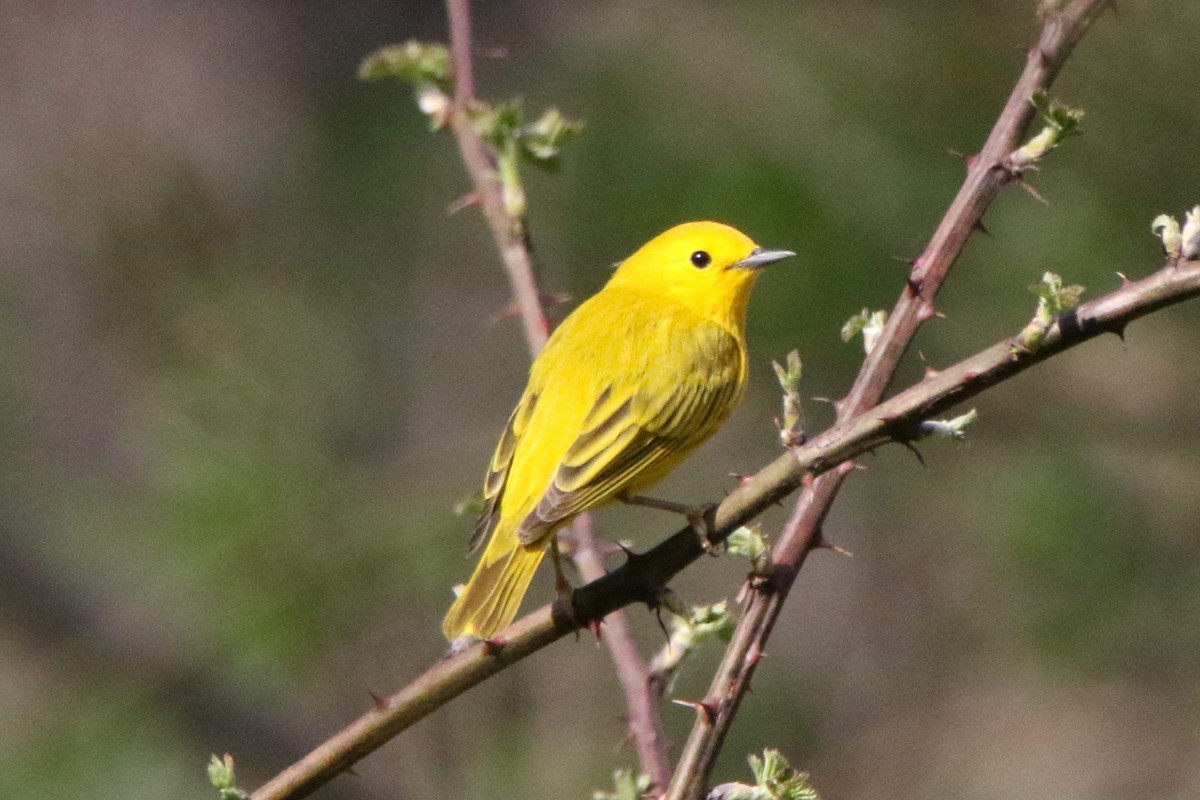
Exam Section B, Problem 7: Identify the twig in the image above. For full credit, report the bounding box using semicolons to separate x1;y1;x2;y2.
443;0;671;785
249;255;1200;800
663;2;1114;797
569;515;674;788
445;0;548;352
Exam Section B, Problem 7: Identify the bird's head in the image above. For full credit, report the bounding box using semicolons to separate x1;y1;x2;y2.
609;221;794;330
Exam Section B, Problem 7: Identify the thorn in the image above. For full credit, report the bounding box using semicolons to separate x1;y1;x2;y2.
916;299;938;322
815;535;854;557
672;698;716;725
802;472;816;489
1116;271;1133;288
1019;179;1050;205
847;461;868;472
482;636;507;655
1112;323;1127;342
368;691;389;711
891;254;917;266
729;472;754;487
588;618;604;642
898;439;927;467
653;605;670;640
835;460;859;477
446;191;480;216
924;364;940;380
745;643;767;667
972;218;993;237
487;292;572;328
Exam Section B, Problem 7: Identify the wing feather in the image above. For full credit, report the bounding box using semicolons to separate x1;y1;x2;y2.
516;324;744;544
469;390;538;552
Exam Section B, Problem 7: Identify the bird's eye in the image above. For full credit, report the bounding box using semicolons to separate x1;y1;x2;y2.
690;250;712;269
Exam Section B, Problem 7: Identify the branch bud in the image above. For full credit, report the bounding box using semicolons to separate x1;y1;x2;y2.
840;309;888;355
1010;91;1084;170
1016;271;1085;351
708;748;821;800
1152;213;1183;259
772;350;805;447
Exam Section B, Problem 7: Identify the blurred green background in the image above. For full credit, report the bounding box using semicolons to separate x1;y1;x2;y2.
3;2;1200;799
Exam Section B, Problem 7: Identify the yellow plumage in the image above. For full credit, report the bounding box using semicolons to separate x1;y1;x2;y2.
442;221;794;641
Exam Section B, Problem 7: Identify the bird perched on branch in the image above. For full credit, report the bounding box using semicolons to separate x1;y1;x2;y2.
443;221;794;642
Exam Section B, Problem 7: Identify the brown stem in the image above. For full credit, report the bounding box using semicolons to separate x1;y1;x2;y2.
570;515;674;789
445;0;549;353
663;2;1114;797
443;0;670;784
249;255;1200;800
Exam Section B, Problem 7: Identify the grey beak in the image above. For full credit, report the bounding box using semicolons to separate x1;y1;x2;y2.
731;247;796;270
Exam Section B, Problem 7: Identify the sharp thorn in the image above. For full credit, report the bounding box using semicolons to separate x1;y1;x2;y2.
671;699;716;725
446;191;480;216
898;439;927;467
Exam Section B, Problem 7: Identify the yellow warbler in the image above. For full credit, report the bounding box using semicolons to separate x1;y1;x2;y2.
442;221;794;641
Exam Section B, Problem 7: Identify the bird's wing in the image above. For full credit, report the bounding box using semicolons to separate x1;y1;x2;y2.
469;389;539;552
516;330;743;544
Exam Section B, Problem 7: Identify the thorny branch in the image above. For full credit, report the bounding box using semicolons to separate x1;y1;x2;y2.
664;1;1114;797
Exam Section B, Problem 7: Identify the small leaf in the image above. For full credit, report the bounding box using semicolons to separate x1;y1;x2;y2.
519;107;584;171
358;41;452;89
592;768;651;800
1152;212;1183;258
840;309;887;354
710;749;820;800
207;754;249;800
1011;91;1084;168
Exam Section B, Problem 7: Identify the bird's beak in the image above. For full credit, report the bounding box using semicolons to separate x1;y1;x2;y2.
731;247;796;270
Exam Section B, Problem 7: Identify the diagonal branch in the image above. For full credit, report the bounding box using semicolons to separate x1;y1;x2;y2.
443;0;672;785
249;254;1200;800
663;2;1114;797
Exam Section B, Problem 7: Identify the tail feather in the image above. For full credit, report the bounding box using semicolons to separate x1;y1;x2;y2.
442;531;546;641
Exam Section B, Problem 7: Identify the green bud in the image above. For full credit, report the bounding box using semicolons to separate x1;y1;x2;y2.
593;769;652;800
207;754;248;800
1152;213;1183;258
358;41;452;88
841;309;887;355
727;525;772;577
519;107;584;171
1011;91;1083;169
772;350;804;447
1016;271;1084;351
710;749;821;800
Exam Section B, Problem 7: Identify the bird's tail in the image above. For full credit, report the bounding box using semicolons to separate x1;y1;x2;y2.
442;526;546;641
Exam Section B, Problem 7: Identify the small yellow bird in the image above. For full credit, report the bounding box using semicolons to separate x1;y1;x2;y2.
442;221;794;641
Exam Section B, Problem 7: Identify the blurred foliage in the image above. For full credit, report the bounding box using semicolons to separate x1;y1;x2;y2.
2;2;1200;800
